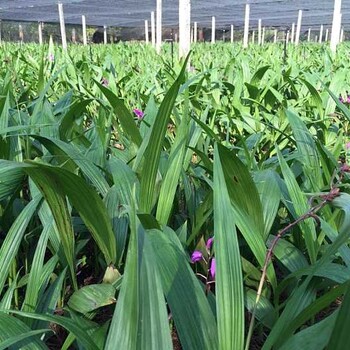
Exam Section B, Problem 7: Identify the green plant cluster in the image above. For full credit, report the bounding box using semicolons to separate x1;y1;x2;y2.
0;41;350;349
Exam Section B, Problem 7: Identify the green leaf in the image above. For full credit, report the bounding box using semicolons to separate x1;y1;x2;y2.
0;197;41;295
156;89;190;225
68;284;116;314
146;228;218;350
24;162;116;265
96;81;142;147
214;144;245;350
0;313;48;350
105;206;172;350
6;311;100;350
139;54;190;213
217;144;276;287
327;282;350;350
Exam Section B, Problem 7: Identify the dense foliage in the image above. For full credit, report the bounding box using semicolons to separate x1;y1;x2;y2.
1;41;350;349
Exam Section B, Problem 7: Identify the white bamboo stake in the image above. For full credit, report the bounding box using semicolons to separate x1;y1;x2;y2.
286;30;290;44
58;2;67;50
190;26;194;43
330;0;342;53
151;11;156;47
307;28;311;42
258;19;262;45
156;0;162;53
194;21;197;42
103;26;107;44
340;27;344;42
19;25;23;43
252;30;255;44
179;0;191;59
315;35;318;42
291;22;295;43
325;28;329;41
82;15;87;45
230;24;234;43
211;16;215;44
145;20;149;43
262;27;265;45
319;25;323;43
295;10;302;45
72;28;76;43
243;4;250;48
274;29;277;43
38;22;43;45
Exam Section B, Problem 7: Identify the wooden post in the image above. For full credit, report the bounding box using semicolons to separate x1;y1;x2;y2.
243;4;250;48
145;20;149;43
330;0;342;53
325;28;329;41
262;27;265;45
156;0;162;53
58;2;67;50
103;26;107;44
211;16;215;44
291;22;295;43
179;0;191;59
319;25;323;43
82;15;87;45
230;24;234;43
258;19;262;45
194;21;197;43
151;11;156;47
295;10;302;45
274;29;277;43
38;22;43;45
307;28;311;42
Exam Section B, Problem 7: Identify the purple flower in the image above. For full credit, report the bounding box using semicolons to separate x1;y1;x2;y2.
191;250;203;263
133;108;144;119
346;142;350;150
101;77;109;87
206;237;214;250
48;53;54;62
347;96;350;104
210;258;216;278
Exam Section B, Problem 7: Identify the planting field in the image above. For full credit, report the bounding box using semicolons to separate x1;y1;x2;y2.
1;41;350;349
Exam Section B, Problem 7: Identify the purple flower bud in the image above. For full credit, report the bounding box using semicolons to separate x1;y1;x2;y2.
101;77;109;87
210;258;216;278
133;108;144;119
206;237;214;250
48;53;54;62
191;250;203;263
346;142;350;150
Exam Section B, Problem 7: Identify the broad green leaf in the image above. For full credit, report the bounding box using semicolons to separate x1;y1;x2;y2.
139;54;190;213
0;313;48;350
24;162;116;265
0;196;41;294
276;147;317;263
96;81;142;147
217;144;276;287
327;282;350;350
68;284;116;314
156;89;190;225
6;310;99;350
214;144;244;350
105;207;172;350
146;228;218;350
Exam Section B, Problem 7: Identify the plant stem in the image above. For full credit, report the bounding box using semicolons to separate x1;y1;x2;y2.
244;186;340;350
